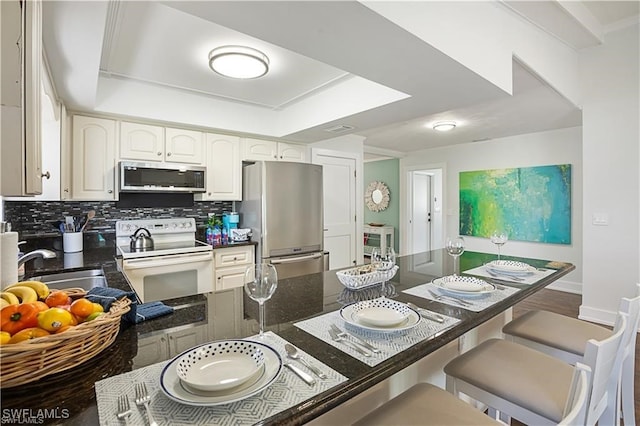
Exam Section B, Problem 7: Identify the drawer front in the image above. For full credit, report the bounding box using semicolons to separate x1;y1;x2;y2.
214;246;253;267
215;265;250;291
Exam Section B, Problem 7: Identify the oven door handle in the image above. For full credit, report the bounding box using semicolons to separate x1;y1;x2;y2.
269;252;323;264
123;252;213;269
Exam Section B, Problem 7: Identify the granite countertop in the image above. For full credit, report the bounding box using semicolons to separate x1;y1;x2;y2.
0;244;575;425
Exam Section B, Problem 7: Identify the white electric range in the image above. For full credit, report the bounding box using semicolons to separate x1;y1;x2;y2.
116;218;213;303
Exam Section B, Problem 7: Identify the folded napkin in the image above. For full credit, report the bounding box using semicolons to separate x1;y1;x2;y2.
86;287;138;324
135;301;174;323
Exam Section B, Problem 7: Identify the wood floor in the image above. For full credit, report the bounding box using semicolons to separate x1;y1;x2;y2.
511;288;639;424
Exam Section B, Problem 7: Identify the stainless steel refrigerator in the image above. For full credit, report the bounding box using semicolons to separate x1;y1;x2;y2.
239;161;328;279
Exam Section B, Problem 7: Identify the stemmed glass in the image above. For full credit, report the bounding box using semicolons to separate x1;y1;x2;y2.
371;246;396;295
490;230;508;260
244;263;278;338
445;236;465;275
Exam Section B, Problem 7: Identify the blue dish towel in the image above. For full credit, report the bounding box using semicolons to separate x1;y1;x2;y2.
135;302;174;324
86;287;138;324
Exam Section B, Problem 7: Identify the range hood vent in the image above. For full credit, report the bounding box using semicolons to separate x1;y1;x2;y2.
324;124;355;133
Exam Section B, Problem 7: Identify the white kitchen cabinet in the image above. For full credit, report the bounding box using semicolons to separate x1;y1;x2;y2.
165;127;204;164
132;325;207;369
119;121;164;162
213;245;255;291
119;122;203;165
196;133;241;201
209;288;244;340
242;138;308;163
70;115;117;200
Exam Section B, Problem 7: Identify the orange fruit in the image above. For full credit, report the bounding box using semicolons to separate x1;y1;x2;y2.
70;298;95;318
8;327;50;344
45;291;72;308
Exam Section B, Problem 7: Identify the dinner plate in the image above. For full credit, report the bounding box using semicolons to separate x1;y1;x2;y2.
340;298;420;332
486;260;536;276
175;341;266;392
160;340;282;406
432;276;495;298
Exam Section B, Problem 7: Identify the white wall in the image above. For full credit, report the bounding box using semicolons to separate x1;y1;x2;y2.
401;126;583;293
579;23;640;325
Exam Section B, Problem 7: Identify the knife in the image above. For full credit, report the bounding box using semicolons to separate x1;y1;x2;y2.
330;324;380;353
284;363;316;386
406;302;445;323
427;289;473;307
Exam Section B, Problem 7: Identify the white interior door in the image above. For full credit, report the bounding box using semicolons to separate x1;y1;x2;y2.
312;152;357;270
412;172;432;254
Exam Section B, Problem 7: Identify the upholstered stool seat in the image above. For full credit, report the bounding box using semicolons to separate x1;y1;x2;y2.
352;382;501;426
444;338;575;423
502;310;611;360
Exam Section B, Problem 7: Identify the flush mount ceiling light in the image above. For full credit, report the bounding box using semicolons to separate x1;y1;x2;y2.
208;45;269;79
432;121;457;132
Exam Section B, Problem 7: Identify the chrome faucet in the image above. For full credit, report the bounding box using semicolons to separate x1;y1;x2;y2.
17;249;57;267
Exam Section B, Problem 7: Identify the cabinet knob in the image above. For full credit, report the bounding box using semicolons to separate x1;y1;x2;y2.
41;171;51;180
64;188;69;193
157;152;162;156
167;152;172;157
108;189;113;193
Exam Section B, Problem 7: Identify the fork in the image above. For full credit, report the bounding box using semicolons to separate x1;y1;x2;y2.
485;269;525;282
116;395;131;424
134;382;158;426
331;324;380;353
329;328;371;357
427;289;473;307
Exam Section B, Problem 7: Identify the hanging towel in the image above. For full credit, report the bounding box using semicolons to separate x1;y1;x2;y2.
86;287;138;324
135;301;174;323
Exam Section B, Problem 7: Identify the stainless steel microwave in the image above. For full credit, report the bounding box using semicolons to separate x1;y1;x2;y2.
119;161;206;193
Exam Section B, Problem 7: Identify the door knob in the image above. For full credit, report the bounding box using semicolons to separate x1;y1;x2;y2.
41;171;51;179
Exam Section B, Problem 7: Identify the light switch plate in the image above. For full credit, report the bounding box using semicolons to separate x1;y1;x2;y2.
592;213;609;226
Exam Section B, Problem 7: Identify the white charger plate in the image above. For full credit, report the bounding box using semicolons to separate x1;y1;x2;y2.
175;341;265;392
340;298;420;332
486;260;535;276
432;276;495;298
160;340;282;406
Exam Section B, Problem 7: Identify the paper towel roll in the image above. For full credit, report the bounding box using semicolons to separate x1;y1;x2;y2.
1;231;19;288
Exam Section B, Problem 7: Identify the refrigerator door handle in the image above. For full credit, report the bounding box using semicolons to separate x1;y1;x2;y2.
270;252;323;264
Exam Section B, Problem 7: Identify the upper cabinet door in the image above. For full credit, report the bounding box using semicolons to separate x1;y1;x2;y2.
165;128;204;165
120;121;164;162
242;138;277;161
71;116;117;200
278;142;308;163
196;133;241;201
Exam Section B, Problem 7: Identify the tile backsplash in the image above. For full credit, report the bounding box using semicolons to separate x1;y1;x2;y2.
3;200;233;237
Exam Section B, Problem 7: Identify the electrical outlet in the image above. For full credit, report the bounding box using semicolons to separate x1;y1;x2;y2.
592;213;609;226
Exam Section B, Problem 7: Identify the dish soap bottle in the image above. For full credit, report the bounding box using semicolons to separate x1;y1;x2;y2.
206;216;215;245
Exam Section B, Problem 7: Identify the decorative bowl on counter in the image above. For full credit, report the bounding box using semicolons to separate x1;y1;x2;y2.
336;264;399;290
0;288;131;388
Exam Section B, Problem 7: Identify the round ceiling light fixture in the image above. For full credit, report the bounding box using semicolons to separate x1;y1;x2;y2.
432;121;457;132
208;45;269;79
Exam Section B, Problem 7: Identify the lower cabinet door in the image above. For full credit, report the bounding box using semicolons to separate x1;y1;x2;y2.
132;333;170;369
167;326;207;355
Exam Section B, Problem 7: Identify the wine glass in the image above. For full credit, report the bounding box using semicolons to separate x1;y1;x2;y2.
244;263;278;338
445;236;465;275
371;247;396;294
490;230;508;260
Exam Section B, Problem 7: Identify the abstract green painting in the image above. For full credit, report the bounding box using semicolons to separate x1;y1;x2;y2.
459;164;571;244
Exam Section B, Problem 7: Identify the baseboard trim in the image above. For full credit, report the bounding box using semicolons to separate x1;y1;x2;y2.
579;305;617;327
547;279;582;295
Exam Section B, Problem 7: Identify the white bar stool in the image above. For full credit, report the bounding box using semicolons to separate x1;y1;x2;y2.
444;312;627;425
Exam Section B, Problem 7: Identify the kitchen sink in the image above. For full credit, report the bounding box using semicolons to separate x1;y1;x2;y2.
29;269;107;291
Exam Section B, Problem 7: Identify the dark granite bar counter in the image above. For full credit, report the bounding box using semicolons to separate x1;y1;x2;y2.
0;243;574;425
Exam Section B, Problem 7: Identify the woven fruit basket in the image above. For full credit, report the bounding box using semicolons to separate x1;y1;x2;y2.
336;265;399;290
0;288;131;388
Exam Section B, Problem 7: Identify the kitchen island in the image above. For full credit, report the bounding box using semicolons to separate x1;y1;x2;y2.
0;245;574;425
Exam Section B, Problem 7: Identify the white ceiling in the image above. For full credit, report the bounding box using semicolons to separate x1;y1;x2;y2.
42;1;639;159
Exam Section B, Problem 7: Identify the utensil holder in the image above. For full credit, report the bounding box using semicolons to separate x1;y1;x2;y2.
63;232;83;253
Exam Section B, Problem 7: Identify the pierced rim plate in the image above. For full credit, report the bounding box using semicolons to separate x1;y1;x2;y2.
432;276;495;297
160;340;282;406
486;260;535;276
340;298;420;332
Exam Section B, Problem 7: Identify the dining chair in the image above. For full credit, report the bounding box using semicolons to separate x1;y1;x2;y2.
502;284;640;425
351;364;590;426
444;312;627;426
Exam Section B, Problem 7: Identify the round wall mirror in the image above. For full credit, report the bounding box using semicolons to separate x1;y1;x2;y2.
365;181;390;212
